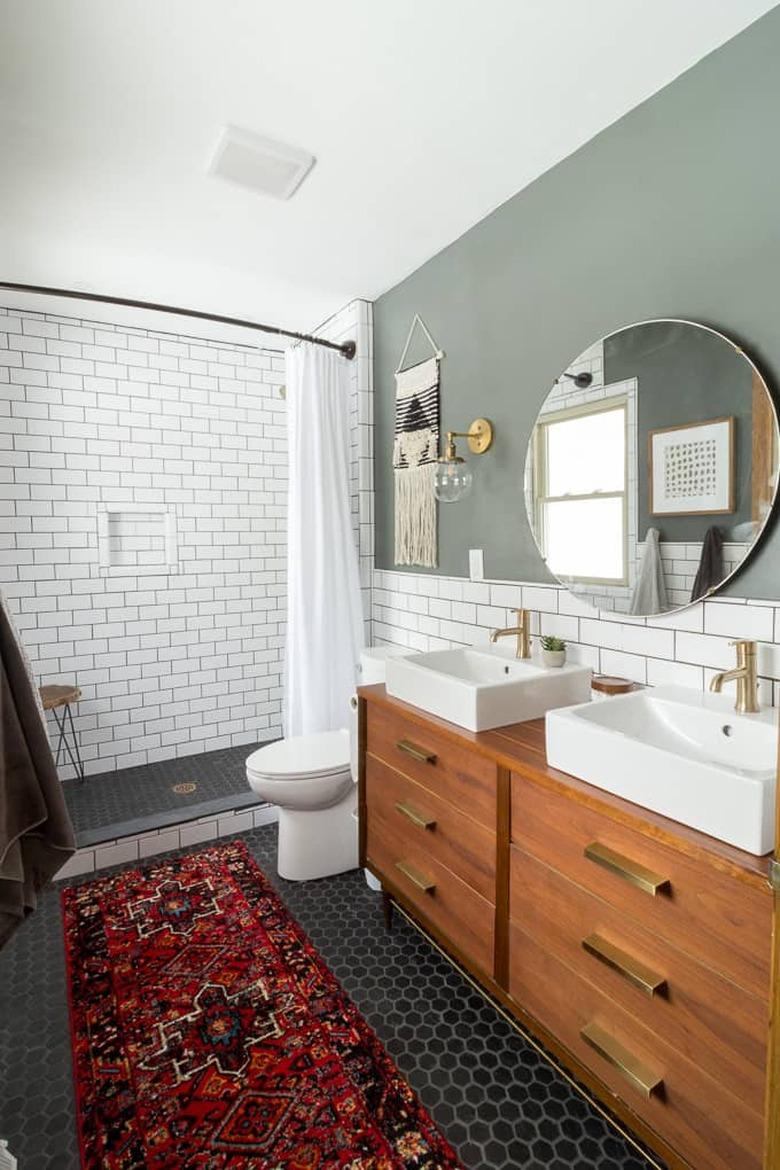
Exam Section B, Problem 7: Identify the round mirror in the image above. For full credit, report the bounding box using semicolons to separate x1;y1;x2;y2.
525;319;779;616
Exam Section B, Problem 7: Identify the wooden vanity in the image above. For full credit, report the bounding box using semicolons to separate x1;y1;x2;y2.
358;684;774;1170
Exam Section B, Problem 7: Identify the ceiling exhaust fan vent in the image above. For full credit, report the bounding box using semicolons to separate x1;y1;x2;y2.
208;125;315;201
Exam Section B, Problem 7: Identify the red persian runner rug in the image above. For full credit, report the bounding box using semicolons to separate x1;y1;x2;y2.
62;839;462;1169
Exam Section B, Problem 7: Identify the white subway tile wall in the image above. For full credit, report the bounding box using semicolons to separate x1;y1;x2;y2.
54;805;279;879
372;569;780;704
1;300;373;778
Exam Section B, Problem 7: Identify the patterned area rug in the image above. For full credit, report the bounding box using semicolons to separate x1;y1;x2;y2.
62;840;462;1169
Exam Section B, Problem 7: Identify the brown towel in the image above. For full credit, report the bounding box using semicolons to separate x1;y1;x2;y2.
690;526;724;603
0;595;76;947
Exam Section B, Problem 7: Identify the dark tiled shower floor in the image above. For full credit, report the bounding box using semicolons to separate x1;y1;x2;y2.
0;824;662;1170
63;741;273;844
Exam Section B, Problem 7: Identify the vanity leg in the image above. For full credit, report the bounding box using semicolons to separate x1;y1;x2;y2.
382;890;394;932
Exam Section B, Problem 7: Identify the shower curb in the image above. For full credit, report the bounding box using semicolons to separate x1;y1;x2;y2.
55;805;279;880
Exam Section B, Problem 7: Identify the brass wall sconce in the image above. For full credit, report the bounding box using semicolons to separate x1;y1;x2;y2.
434;418;494;503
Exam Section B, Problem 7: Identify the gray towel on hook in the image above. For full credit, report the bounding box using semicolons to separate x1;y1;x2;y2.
629;528;668;616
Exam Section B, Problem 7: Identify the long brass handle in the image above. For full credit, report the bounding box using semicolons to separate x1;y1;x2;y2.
395;801;436;830
396;738;437;765
582;933;667;998
584;842;671;896
395;860;436;893
581;1021;664;1099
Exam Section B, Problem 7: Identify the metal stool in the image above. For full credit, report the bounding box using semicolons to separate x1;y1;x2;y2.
39;684;85;783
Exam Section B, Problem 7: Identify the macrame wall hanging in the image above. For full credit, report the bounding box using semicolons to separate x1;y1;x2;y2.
393;315;443;568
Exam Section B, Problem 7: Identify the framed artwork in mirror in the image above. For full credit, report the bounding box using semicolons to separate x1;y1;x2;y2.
649;415;735;517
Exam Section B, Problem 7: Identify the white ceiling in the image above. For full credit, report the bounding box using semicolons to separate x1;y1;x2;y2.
0;0;776;331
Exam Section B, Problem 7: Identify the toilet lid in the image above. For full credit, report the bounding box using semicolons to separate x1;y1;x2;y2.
246;729;350;781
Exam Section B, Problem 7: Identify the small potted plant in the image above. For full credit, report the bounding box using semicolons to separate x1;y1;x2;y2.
540;635;567;668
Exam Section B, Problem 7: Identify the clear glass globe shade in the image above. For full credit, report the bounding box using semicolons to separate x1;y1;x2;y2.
434;460;473;502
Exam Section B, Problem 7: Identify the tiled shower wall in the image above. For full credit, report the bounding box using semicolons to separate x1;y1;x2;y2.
1;306;290;777
1;300;373;778
372;569;780;706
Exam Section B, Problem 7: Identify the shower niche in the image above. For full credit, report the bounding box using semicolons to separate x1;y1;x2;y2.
97;504;180;575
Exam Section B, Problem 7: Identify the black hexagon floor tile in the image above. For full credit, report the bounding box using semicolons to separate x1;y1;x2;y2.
62;741;271;836
0;823;664;1170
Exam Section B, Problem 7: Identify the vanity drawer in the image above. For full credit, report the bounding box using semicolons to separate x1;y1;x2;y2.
366;754;496;903
511;772;771;996
367;704;496;830
510;845;767;1109
509;924;763;1170
366;815;494;977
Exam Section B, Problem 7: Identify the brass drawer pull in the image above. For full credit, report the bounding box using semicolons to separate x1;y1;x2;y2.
581;1021;664;1099
395;800;436;830
582;933;667;998
396;738;437;765
395;860;436;893
584;842;671;896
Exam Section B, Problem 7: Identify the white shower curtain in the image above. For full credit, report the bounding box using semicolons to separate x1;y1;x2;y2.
284;342;365;737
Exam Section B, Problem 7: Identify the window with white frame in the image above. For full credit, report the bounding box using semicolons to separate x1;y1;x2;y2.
534;398;628;585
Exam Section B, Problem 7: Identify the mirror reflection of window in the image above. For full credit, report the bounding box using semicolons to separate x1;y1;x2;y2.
535;401;627;584
524;320;780;618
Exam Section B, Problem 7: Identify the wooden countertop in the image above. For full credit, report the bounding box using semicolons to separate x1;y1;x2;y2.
358;683;772;890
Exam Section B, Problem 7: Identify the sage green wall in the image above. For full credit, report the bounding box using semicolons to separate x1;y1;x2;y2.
373;7;780;599
603;322;754;541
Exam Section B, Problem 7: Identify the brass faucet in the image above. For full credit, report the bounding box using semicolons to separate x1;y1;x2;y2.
709;640;760;713
490;608;532;659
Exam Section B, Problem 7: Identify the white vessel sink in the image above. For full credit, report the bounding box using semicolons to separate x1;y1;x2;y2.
546;686;778;855
384;646;592;732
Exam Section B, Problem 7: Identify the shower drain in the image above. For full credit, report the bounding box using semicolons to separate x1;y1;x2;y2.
172;782;197;795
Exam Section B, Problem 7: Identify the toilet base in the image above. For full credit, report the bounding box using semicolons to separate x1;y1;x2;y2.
277;787;358;881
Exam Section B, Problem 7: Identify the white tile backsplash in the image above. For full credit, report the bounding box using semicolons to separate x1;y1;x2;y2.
704;600;775;641
372;568;780;704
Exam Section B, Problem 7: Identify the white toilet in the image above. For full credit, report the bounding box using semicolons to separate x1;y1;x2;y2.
245;647;409;881
246;729;356;881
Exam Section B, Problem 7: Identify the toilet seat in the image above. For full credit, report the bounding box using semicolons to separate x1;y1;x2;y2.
246;729;353;818
246;729;350;782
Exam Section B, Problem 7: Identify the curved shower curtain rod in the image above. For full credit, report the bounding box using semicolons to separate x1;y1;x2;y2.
0;281;357;359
